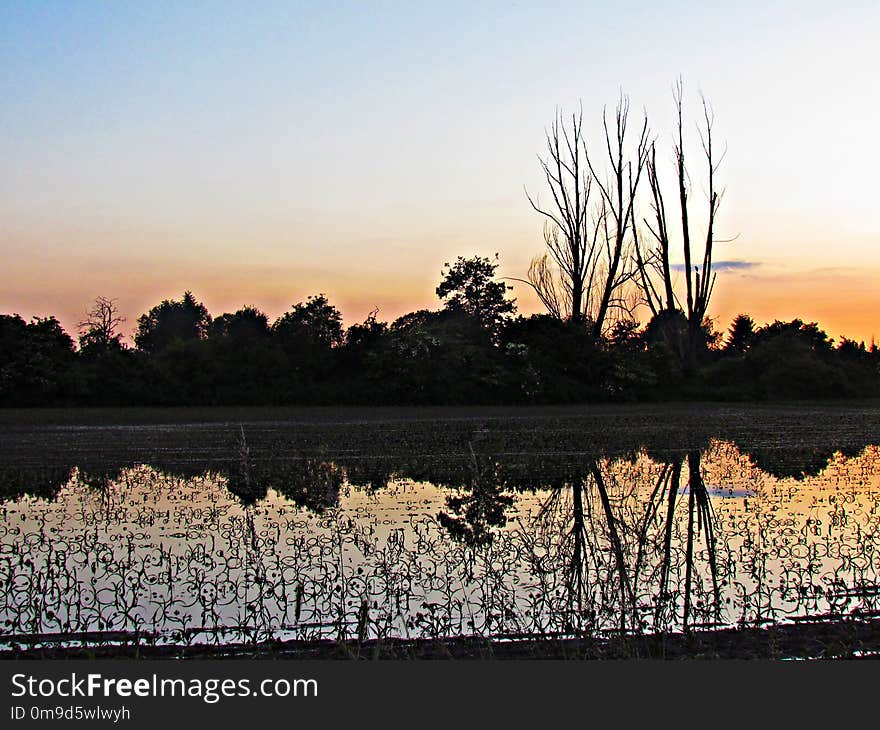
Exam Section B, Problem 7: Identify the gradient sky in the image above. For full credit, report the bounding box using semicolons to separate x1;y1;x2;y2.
2;1;878;344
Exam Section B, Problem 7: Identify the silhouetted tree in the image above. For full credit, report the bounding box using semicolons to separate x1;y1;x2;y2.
501;314;605;402
752;319;832;353
369;308;506;403
210;306;270;342
584;94;650;339
208;307;282;404
344;309;387;350
272;294;343;388
837;337;869;362
73;298;142;405
78;296;125;352
337;309;389;397
523;98;648;337
135;291;211;353
725;314;756;354
273;294;343;351
523;107;597;324
634;81;727;373
0;314;75;405
436;254;515;339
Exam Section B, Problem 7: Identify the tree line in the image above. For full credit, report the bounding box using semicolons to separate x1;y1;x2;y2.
1;254;877;407
2;81;877;407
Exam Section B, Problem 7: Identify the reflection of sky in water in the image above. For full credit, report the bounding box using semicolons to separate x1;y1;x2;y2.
1;440;879;648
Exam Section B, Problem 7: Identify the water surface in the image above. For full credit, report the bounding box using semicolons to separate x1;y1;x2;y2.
1;405;879;650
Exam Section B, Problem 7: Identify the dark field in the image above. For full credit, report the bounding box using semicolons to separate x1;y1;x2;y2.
2;402;879;475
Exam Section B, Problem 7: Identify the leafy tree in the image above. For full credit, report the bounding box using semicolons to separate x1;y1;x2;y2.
705;319;845;400
208;306;282;404
436;255;515;339
837;337;869;362
344;308;387;350
372;308;505;404
501;315;606;401
389;309;436;333
338;309;389;395
134;291;211;353
272;295;343;390
752;319;833;353
0;314;75;405
210;306;270;342
272;294;343;350
644;309;719;367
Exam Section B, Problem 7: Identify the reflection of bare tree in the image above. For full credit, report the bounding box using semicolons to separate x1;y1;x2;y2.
532;477;592;625
590;462;635;628
529;462;635;633
640;449;722;631
521;448;721;635
640;451;720;630
683;450;719;629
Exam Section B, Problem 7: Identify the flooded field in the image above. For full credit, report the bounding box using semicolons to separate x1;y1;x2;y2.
1;404;879;655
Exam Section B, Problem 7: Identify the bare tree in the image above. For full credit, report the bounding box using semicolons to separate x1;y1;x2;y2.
634;80;727;370
584;94;650;340
634;142;677;316
523;106;600;326
78;296;125;350
521;95;649;340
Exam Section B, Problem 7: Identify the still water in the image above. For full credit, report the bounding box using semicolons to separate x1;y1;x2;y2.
1;415;879;649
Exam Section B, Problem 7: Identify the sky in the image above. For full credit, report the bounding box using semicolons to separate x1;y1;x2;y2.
1;0;878;344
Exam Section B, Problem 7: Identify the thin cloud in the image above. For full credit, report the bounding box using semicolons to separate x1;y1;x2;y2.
670;260;759;272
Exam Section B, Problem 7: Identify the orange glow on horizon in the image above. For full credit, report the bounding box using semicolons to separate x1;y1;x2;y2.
2;263;877;349
709;268;880;346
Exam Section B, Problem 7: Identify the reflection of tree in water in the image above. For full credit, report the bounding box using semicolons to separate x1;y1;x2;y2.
1;443;879;649
210;433;748;633
746;447;834;481
271;458;343;514
0;466;73;503
224;428;268;505
514;448;723;634
343;458;393;493
437;445;513;548
223;428;343;513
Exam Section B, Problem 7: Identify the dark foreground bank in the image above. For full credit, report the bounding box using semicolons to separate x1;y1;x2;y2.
3;616;879;660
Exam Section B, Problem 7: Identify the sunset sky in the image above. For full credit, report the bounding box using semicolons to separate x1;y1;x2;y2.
2;1;878;344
